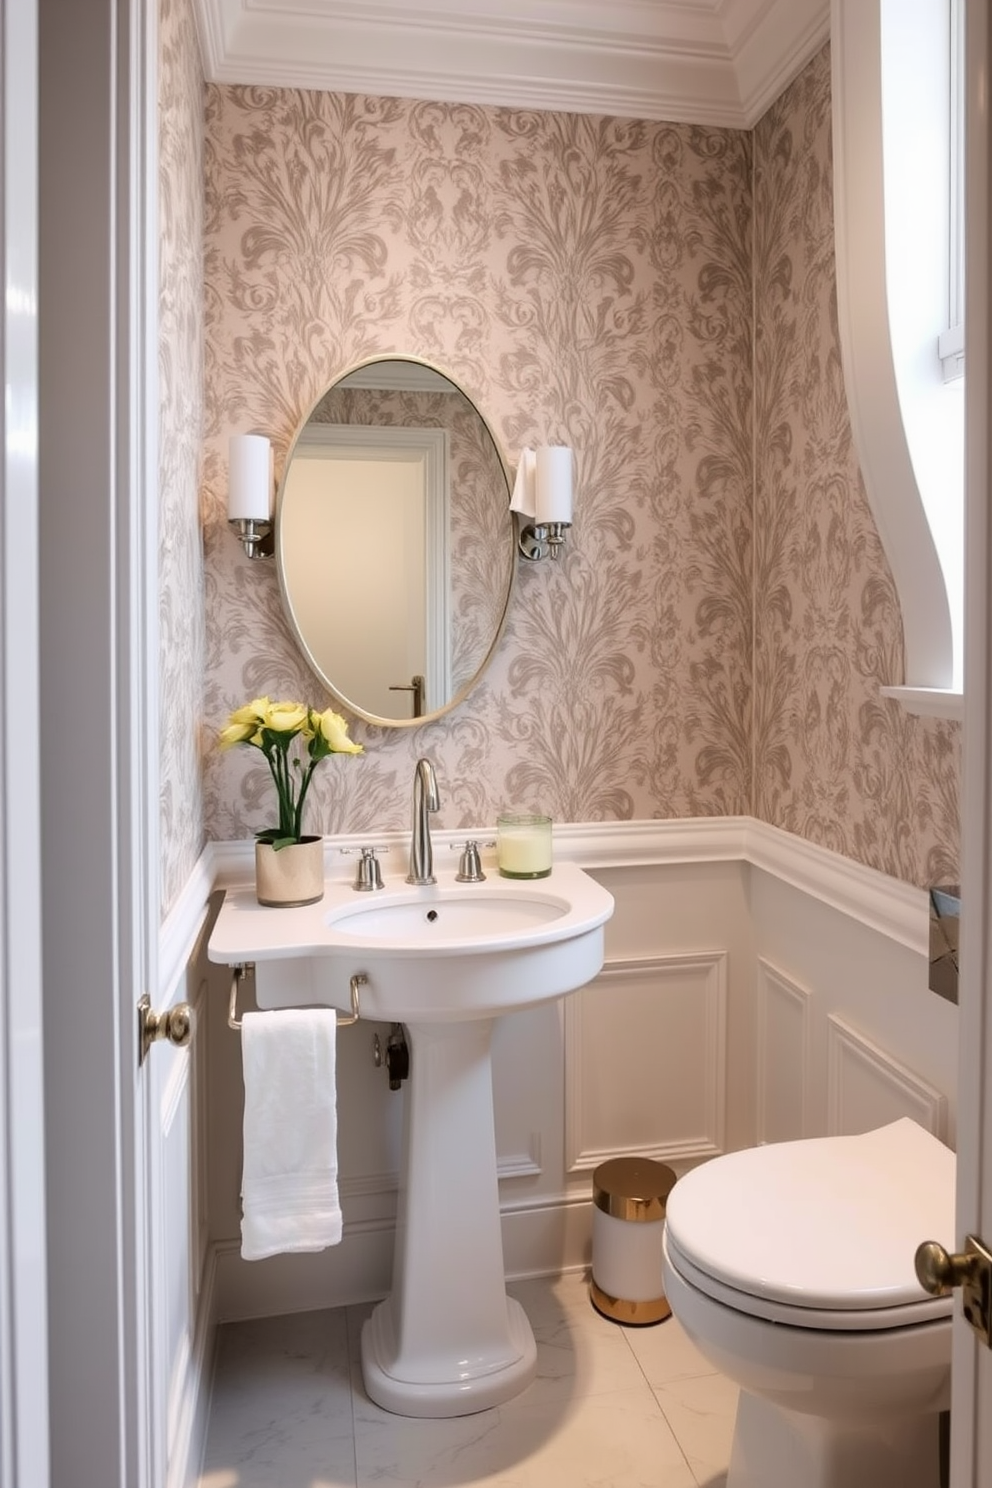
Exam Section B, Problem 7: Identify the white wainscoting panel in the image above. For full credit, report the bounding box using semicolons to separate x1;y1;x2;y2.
826;1014;948;1138
756;958;812;1144
564;953;727;1172
154;1014;199;1488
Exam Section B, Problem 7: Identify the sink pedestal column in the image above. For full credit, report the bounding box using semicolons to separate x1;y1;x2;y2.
361;1016;537;1416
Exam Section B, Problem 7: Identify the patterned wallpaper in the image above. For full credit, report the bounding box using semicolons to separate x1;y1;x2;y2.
155;34;959;900
752;50;960;885
158;0;207;912
202;92;754;845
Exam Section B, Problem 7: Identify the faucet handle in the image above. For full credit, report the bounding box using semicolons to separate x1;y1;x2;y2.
454;839;493;883
354;845;385;892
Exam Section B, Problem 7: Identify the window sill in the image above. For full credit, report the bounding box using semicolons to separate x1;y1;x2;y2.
879;685;963;721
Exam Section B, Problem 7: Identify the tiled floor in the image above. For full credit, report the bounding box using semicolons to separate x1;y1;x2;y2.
198;1271;738;1488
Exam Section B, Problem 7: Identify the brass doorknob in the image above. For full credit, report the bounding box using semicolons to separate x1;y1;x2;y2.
915;1239;982;1296
138;993;193;1065
916;1235;992;1347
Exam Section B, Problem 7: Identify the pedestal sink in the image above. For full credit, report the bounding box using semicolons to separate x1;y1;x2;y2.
209;859;614;1418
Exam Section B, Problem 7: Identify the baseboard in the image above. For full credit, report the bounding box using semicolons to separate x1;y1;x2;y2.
206;1193;597;1324
167;1249;217;1488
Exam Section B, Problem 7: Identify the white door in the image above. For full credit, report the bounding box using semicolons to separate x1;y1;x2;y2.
950;2;992;1481
0;2;49;1485
38;0;161;1484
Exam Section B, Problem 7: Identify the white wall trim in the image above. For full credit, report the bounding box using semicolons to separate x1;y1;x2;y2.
742;819;929;956
165;1251;215;1488
159;847;215;1003
879;684;964;721
497;1140;543;1181
208;1189;598;1325
0;0;48;1481
195;815;930;959
564;952;728;1171
191;0;827;129
831;0;960;689
756;958;812;1143
826;1013;949;1138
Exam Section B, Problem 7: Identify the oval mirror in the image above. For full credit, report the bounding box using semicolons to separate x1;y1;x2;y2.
276;356;514;727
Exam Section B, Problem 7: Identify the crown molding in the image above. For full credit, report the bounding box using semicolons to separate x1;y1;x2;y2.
192;0;829;129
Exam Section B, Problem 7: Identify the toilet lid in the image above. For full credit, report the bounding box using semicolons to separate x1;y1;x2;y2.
664;1119;955;1320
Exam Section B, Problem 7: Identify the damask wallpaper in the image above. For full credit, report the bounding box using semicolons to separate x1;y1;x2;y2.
159;0;207;912
752;51;960;885
156;25;958;905
202;90;755;845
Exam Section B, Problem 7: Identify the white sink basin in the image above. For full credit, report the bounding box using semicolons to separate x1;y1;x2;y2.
328;886;567;943
211;860;613;1023
208;855;614;1418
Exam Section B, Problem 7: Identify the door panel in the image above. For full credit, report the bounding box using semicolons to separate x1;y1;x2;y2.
954;2;992;1481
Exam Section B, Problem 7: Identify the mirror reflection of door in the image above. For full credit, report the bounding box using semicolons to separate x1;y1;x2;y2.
280;425;450;717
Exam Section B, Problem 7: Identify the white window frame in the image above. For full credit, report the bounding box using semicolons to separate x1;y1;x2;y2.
832;0;963;711
938;0;965;382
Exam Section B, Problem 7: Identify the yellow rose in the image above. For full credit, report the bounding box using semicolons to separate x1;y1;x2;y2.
262;700;309;734
316;707;363;754
218;719;256;749
229;696;270;727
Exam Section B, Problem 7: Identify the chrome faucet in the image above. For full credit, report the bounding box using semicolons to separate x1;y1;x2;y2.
407;758;440;885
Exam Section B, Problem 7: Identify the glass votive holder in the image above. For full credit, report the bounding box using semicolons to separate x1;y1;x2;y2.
496;813;553;878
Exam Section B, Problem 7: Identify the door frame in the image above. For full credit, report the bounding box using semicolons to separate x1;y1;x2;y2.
38;0;159;1483
951;0;992;1481
0;0;49;1484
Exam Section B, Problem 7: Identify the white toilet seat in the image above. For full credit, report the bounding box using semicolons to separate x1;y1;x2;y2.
665;1118;955;1329
664;1229;950;1329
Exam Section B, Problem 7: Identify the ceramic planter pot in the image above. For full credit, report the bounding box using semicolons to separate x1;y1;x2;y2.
254;835;325;907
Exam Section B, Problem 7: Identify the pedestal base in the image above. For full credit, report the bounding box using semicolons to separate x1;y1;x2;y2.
361;1295;537;1417
359;1017;536;1417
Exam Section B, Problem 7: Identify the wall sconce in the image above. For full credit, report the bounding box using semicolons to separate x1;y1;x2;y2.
513;445;574;561
228;433;274;560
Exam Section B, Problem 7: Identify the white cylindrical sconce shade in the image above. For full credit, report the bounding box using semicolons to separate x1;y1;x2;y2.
535;444;573;526
228;434;272;521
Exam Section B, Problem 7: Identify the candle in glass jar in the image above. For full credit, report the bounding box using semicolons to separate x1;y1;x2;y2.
497;814;553;878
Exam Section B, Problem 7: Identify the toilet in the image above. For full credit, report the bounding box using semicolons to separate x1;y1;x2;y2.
661;1118;955;1488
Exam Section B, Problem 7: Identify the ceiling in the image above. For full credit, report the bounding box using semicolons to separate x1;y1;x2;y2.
192;0;831;130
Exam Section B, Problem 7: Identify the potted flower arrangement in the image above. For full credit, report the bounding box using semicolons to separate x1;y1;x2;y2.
220;696;363;906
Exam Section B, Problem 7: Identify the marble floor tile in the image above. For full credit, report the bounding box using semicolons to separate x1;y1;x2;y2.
622;1313;721;1387
198;1274;739;1488
652;1371;739;1487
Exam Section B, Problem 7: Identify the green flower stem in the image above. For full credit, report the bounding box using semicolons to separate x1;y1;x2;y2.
294;759;318;840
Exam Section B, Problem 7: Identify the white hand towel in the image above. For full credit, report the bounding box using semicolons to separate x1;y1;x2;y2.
510;447;536;517
240;1007;342;1260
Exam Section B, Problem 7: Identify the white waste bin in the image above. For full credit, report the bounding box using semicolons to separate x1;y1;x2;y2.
590;1157;675;1326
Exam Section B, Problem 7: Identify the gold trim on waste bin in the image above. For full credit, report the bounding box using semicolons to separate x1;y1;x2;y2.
592;1157;676;1223
589;1281;671;1325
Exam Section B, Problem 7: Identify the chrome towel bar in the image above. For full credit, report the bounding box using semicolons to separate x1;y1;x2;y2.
227;963;364;1030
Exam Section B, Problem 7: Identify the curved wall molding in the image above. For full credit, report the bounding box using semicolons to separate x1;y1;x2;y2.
831;0;959;690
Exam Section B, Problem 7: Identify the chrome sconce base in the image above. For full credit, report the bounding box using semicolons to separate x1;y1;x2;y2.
517;519;571;562
229;516;274;560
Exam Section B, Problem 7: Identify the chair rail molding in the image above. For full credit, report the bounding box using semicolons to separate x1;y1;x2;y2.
187;815;929;967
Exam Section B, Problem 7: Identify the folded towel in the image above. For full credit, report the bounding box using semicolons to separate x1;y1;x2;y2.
240;1007;342;1260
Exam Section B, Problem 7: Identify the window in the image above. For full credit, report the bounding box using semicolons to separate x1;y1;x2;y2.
833;0;963;709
